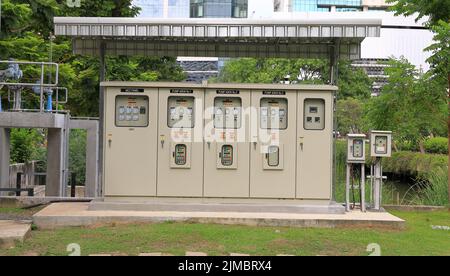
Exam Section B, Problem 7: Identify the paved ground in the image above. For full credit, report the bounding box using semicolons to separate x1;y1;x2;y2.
0;221;32;249
33;203;405;230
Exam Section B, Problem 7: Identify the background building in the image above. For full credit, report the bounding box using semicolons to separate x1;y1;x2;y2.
134;0;433;91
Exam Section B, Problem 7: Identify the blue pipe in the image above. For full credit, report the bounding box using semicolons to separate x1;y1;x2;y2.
46;92;53;111
0;96;2;112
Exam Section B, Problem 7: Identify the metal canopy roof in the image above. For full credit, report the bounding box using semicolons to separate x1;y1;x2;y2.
54;17;381;60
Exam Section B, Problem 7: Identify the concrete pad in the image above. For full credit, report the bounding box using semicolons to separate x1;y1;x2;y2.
139;253;163;256
33;203;405;230
186;251;208;256
89;200;346;214
0;220;32;248
230;253;250;256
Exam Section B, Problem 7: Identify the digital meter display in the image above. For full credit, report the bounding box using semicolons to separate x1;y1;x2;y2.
167;97;195;128
221;145;234;166
174;144;187;166
352;139;364;158
115;95;149;127
214;97;242;129
267;146;280;167
375;136;388;154
260;98;288;130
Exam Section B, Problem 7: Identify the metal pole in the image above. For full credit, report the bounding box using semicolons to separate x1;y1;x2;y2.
330;39;340;202
361;163;366;212
16;172;22;197
40;63;45;112
71;172;76;197
98;41;106;197
374;157;382;210
345;163;350;212
370;163;373;206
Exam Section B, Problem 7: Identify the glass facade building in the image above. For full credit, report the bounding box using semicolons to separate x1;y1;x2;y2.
292;0;362;12
168;0;190;18
134;0;164;17
190;0;248;18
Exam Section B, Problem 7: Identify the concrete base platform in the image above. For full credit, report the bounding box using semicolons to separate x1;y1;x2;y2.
0;221;32;248
89;199;346;214
33;203;405;230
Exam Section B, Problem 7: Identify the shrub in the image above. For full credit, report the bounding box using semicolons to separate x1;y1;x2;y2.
424;137;448;154
403;167;449;206
376;151;447;178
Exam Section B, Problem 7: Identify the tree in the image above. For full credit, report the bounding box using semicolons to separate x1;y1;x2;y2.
10;129;44;163
0;1;187;184
386;0;450;26
365;58;447;151
337;98;365;135
387;0;450;204
217;58;372;100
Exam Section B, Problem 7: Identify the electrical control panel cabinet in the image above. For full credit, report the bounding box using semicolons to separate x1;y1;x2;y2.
204;90;251;198
347;134;367;163
101;82;336;205
157;88;204;197
296;94;333;200
103;88;158;197
370;131;392;158
250;90;297;199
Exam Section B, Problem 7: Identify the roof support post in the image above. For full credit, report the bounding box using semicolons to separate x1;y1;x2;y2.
98;41;106;197
330;38;340;203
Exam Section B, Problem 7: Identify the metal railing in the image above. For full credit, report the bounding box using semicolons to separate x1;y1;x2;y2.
0;60;60;112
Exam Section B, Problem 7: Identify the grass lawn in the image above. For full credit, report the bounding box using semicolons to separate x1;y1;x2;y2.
0;209;449;256
0;207;44;220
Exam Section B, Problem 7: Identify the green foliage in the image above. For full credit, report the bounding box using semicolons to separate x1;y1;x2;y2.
217;58;372;100
10;129;44;163
386;0;450;26
425;20;450;80
365;58;448;146
404;167;449;206
337;60;372;100
0;1;185;118
69;129;86;185
379;151;447;178
217;58;329;84
0;0;32;38
337;98;365;135
424;137;449;154
395;140;420;152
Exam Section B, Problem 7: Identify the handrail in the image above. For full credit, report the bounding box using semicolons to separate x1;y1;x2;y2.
0;60;60;112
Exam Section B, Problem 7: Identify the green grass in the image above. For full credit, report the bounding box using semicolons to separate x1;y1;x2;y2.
0;210;449;256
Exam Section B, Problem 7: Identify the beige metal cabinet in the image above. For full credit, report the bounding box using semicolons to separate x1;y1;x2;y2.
204;89;251;198
250;90;297;199
297;93;333;199
157;88;204;197
101;82;337;204
103;88;158;197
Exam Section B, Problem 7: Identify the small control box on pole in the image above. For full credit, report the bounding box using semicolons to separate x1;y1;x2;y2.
346;134;367;212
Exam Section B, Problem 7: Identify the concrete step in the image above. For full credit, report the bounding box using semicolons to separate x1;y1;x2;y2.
88;200;346;214
33;203;405;230
0;220;32;249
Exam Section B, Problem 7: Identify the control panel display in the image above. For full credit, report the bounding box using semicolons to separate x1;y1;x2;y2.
260;98;288;130
220;145;234;166
304;99;325;130
115;95;149;127
168;97;195;128
267;146;280;167
352;139;364;158
214;97;242;129
174;144;187;166
375;136;388;154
